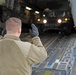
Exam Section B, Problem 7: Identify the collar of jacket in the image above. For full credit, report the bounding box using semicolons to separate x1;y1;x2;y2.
3;34;20;41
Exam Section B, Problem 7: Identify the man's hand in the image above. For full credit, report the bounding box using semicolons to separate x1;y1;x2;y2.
29;24;39;38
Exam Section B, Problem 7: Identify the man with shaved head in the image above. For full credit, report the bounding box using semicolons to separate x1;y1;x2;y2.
5;17;22;37
0;17;47;75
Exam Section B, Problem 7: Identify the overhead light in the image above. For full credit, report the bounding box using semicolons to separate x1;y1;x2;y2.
43;14;45;17
26;6;32;10
43;19;47;24
37;19;40;22
65;18;68;21
57;19;62;24
35;11;39;14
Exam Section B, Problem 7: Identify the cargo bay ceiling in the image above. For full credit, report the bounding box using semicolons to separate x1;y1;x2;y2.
22;0;70;11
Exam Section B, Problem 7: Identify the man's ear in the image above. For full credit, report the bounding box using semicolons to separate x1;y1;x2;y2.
18;28;21;33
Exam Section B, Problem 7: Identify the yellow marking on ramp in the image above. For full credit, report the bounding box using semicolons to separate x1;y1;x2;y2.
35;70;40;73
44;71;51;75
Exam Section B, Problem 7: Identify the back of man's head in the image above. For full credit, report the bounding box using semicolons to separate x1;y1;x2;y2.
5;17;22;36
